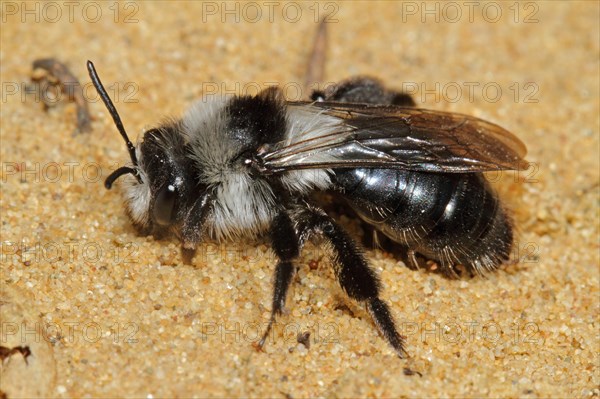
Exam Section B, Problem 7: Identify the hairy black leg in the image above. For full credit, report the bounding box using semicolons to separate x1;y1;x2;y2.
294;204;407;357
256;212;300;350
311;76;415;107
366;298;405;356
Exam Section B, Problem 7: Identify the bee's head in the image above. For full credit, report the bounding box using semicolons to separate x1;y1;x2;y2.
88;61;204;234
125;125;197;231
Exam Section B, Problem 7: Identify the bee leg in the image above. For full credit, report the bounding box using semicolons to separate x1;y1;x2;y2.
392;246;429;271
358;225;427;272
180;247;197;265
257;212;300;350
311;76;415;107
295;205;407;358
407;249;426;270
179;194;214;264
360;224;393;251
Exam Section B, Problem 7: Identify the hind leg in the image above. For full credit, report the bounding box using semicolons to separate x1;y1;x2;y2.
293;203;407;357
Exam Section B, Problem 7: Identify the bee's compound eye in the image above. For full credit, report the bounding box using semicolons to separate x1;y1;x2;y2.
153;183;177;226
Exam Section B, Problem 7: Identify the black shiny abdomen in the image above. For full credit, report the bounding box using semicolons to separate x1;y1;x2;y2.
333;168;513;273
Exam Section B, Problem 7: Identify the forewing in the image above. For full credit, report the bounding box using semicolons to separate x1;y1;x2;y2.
261;102;527;173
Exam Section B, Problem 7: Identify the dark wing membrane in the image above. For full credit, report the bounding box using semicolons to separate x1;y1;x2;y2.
261;102;528;173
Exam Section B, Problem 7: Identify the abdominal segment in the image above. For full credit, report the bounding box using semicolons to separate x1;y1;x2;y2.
333;168;513;274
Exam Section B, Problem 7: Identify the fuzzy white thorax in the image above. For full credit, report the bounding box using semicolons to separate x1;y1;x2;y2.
183;96;277;241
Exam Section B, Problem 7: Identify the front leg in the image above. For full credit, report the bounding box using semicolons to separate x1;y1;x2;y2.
179;194;214;264
257;212;300;349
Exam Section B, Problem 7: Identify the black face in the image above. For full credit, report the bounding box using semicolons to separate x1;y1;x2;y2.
138;126;204;231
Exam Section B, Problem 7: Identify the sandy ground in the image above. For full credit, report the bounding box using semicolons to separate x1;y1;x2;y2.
1;1;598;398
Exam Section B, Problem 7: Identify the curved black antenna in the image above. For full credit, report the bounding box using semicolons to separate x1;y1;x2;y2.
87;60;142;186
105;167;138;189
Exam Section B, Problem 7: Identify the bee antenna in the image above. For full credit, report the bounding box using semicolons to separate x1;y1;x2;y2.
104;166;138;189
87;61;142;185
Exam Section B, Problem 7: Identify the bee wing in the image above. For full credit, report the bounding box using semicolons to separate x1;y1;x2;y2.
261;102;528;173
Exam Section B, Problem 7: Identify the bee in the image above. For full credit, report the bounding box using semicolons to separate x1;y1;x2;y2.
87;57;526;357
